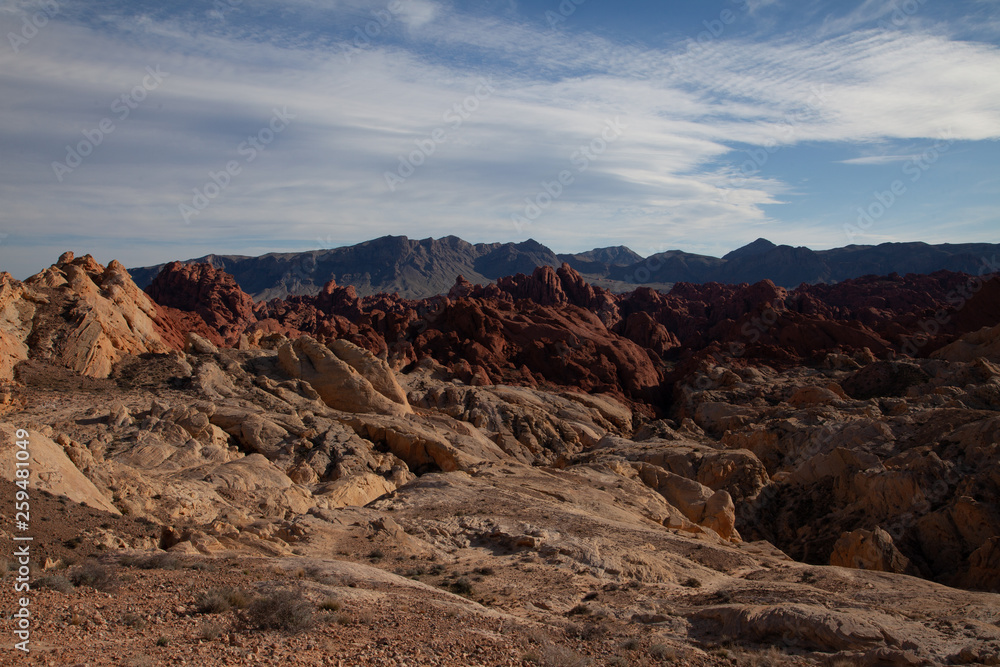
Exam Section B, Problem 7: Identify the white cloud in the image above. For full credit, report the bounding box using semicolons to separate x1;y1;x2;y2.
838;155;921;165
0;0;998;277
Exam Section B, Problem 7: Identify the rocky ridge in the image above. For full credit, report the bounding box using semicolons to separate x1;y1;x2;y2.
0;253;999;665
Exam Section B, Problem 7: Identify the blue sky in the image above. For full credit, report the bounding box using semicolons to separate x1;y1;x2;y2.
1;0;998;278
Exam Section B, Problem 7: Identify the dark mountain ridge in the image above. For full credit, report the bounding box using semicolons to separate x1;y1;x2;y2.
129;235;1000;300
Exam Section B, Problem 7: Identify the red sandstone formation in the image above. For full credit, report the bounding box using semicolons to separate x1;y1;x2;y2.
139;260;1000;410
146;261;258;347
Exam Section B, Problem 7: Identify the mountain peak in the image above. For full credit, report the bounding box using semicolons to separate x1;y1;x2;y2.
723;238;778;260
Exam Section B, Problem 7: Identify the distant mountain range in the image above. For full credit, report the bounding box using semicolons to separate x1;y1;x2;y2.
129;235;1000;300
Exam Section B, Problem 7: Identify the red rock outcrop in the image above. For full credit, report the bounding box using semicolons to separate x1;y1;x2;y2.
0;252;173;379
130;258;1000;416
146;261;257;347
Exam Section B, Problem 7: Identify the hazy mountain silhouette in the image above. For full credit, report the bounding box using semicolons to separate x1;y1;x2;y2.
129;235;1000;299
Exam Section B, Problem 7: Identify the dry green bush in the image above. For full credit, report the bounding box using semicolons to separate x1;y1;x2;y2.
69;560;117;592
35;574;73;593
245;589;314;633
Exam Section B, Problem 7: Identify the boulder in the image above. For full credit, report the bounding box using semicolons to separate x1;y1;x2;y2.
842;361;930;400
933;322;1000;363
830;527;913;574
13;254;172;378
0;424;119;514
278;336;411;416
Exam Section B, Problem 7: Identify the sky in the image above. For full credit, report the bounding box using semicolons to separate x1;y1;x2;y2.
1;0;998;279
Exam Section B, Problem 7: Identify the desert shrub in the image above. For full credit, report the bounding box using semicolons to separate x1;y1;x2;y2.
245;589;314;632
35;574;73;593
319;597;341;611
195;587;249;614
451;577;474;596
122;612;146;629
195;590;231;615
620;637;641;651
739;646;793;666
681;577;701;588
524;643;592;667
566;604;590;616
156;636;169;647
649;643;682;661
69;560;117;592
224;588;250;609
197;620;224;640
138;553;180;570
579;623;607;641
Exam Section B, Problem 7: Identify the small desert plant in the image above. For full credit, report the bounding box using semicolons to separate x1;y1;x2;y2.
475;566;495;576
368;548;385;560
681;577;701;588
450;577;474;596
319;597;341;611
122;612;146;629
525;643;592;667
576;622;607;641
138;553;180;570
197;621;224;641
69;560;117;592
156;636;169;647
566;603;590;616
195;589;232;615
195;587;249;614
620;637;641;651
649;643;681;661
35;574;73;593
245;589;314;632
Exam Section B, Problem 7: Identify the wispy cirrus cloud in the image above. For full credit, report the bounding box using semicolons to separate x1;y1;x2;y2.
0;0;998;278
838;155;922;165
